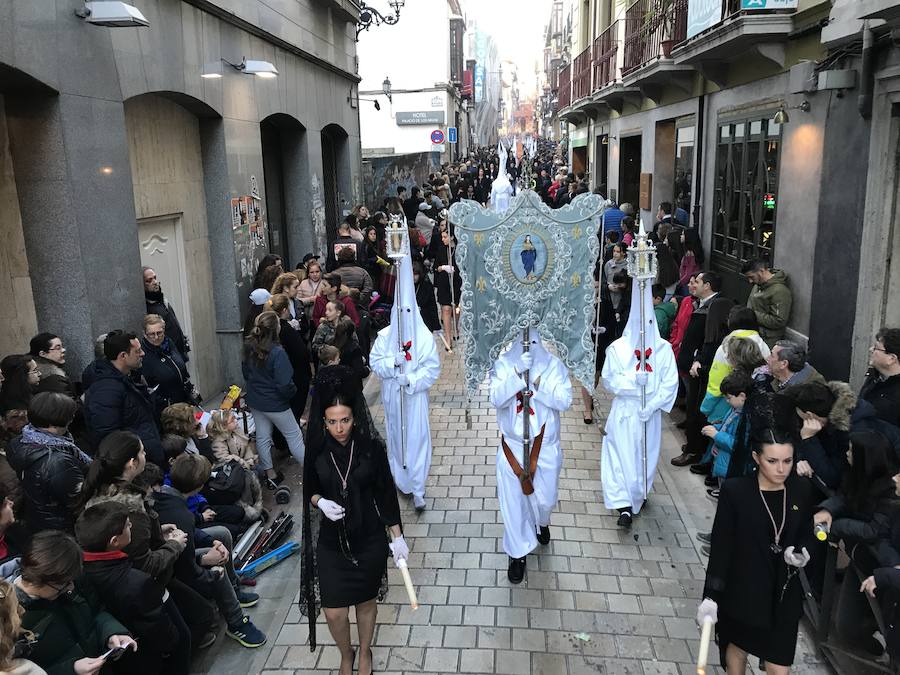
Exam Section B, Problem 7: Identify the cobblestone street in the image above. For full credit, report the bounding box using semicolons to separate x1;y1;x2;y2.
205;337;828;675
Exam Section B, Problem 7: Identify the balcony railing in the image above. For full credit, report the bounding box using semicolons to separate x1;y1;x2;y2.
623;0;688;75
558;63;571;109
572;46;593;103
592;20;619;91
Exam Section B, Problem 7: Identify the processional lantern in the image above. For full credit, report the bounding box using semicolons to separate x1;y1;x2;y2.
386;214;409;261
626;220;657;281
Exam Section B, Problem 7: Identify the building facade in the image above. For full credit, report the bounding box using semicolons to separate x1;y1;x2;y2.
0;0;365;397
357;0;471;171
556;0;898;384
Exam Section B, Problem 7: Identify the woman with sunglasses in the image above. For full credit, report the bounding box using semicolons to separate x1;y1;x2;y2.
300;370;406;675
14;531;136;675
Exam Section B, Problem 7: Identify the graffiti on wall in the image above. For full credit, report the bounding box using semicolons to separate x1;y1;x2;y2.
363;152;443;209
311;173;327;257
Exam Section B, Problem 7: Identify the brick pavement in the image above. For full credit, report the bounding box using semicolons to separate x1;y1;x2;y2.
203;336;830;675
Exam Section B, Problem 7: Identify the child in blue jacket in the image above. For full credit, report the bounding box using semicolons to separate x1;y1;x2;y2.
701;370;753;482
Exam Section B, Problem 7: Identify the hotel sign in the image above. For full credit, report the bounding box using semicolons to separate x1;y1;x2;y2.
396;111;446;126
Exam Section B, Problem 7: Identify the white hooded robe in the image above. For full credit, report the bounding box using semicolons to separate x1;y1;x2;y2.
490;334;572;558
371;226;441;500
600;269;679;513
490;142;514;214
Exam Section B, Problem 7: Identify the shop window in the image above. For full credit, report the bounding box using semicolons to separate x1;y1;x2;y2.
713;113;781;268
674;124;694;221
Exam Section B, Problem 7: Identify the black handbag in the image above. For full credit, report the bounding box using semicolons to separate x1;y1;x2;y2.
202;459;246;505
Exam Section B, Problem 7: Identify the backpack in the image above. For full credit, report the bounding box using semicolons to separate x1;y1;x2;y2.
202;459;246;505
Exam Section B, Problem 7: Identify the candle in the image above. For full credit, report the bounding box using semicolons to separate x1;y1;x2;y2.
697;617;713;674
397;559;419;610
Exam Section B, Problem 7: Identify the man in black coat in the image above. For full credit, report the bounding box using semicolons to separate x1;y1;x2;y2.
860;327;900;430
143;267;190;361
83;331;164;466
672;270;734;466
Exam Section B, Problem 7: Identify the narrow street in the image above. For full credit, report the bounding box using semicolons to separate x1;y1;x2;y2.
201;337;828;674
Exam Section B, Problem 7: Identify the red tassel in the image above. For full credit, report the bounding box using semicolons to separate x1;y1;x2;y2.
516;392;535;415
403;341;412;361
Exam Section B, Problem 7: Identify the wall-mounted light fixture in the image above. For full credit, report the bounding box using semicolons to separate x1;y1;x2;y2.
357;1;405;39
773;99;810;125
382;76;393;103
75;2;149;27
202;58;278;79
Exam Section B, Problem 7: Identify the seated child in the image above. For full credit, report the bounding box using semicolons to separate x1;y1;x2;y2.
206;410;258;470
76;502;190;675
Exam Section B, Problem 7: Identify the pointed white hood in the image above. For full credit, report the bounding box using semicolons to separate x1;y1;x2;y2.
381;225;433;367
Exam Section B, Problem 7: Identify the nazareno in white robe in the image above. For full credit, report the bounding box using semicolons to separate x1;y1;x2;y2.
600;276;679;514
370;226;441;500
490;335;572;559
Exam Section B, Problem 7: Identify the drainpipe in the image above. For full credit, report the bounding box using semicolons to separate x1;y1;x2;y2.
692;93;706;230
859;22;874;120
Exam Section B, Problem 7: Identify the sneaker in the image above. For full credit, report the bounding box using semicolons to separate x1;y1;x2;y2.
195;631;217;650
237;590;260;608
689;462;712;475
696;531;712;545
616;511;633;529
704;474;718;488
700;544;711;557
706;488;720;502
226;616;267;648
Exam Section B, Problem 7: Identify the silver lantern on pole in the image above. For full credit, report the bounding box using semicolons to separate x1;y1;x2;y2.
625;219;658;500
385;214;410;468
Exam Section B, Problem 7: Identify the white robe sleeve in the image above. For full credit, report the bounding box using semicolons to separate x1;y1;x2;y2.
404;337;440;395
531;360;572;412
489;361;526;409
370;332;397;380
601;349;640;396
645;346;679;414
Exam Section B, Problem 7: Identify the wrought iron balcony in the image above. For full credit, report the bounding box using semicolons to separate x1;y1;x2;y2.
592;20;619;91
558;63;572;109
572;46;593;103
622;0;688;76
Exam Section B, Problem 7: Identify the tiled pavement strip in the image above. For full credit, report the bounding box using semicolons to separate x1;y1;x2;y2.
199;336;829;674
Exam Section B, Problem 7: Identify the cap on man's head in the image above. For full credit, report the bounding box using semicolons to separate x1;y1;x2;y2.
249;289;271;306
302;253;320;264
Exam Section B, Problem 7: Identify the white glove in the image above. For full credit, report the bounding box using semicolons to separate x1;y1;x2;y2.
783;545;811;568
518;352;533;373
394;351;407;367
439;265;452;273
389;536;410;566
696;598;718;625
638;407;653;422
635;372;648;386
317;498;345;522
396;373;409;387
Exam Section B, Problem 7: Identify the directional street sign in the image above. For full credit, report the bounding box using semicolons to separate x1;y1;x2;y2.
447;126;458;144
431;129;445;144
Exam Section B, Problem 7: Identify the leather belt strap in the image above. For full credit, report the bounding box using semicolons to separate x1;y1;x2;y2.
501;424;546;496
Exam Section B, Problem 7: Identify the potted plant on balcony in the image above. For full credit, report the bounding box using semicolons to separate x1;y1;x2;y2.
644;0;680;59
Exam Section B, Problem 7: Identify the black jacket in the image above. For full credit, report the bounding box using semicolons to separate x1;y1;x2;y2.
325;236;364;272
704;474;817;629
676;294;734;373
6;426;89;534
145;291;190;359
152;486;219;597
279;319;312;411
83;360;164;466
81;554;177;674
139;338;193;409
415;277;441;332
860;369;900;430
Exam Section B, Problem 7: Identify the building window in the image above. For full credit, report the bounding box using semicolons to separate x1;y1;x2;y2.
713;114;781;267
674;123;694;221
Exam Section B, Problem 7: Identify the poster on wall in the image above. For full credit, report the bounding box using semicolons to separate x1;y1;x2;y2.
231;194;268;285
687;0;722;39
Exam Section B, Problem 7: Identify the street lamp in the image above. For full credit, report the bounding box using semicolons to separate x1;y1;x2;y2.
357;1;405;39
382;76;393;103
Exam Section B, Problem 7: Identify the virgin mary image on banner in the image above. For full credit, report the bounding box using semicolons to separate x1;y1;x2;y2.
509;232;547;284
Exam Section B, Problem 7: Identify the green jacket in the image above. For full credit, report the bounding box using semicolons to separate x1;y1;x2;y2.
654;300;677;340
16;580;129;675
747;269;792;347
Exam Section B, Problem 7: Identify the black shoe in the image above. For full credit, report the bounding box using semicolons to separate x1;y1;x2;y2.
670;452;701;467
583;417;593;424
706;488;720;502
507;556;526;584
700;544;711;557
616;511;633;529
690;462;712;475
696;531;712;544
704;474;718;488
537;526;551;545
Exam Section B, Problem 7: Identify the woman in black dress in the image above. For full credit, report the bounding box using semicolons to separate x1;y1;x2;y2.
698;429;816;673
412;260;441;332
300;371;407;675
432;228;461;348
